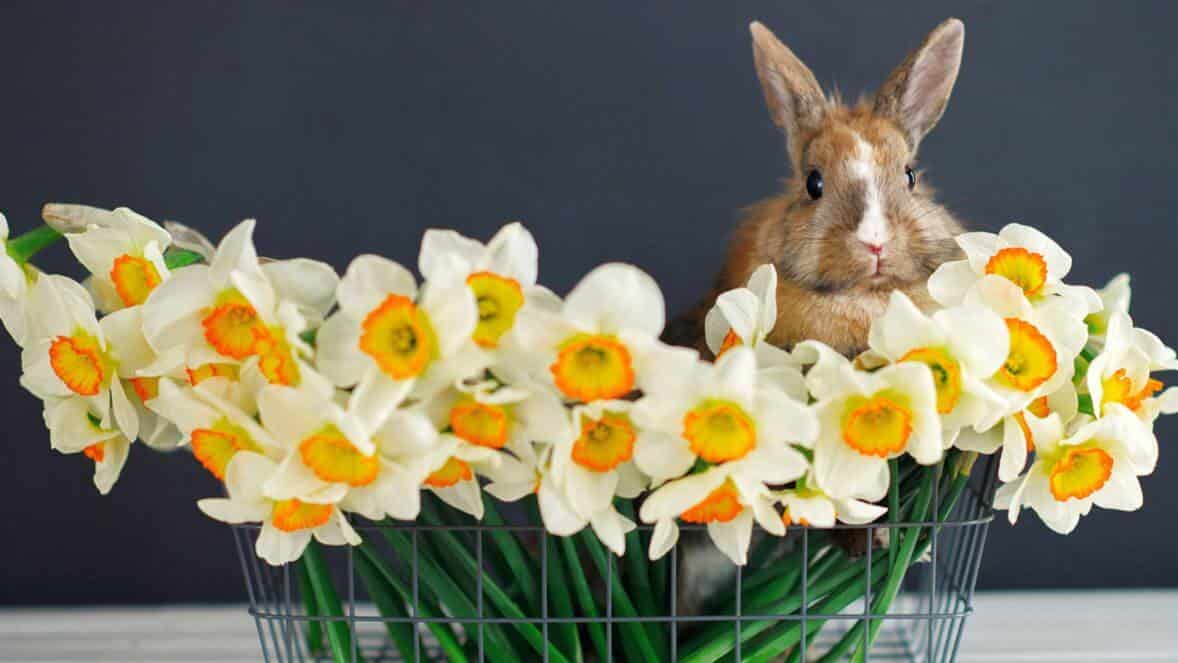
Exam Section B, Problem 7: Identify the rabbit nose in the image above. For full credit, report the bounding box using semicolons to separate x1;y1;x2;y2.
863;242;885;256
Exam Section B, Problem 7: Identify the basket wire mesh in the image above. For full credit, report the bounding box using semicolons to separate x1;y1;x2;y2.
235;457;996;662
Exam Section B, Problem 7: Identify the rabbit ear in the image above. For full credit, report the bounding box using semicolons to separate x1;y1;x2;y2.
750;22;826;162
875;18;964;150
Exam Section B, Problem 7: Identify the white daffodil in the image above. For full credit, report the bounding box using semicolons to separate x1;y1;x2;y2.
929;223;1101;315
776;471;888;530
423;378;568;455
43;396;133;494
141;220;338;391
0;213;34;346
65;207;171;313
868;291;1010;444
198;451;360;566
20;275;154;443
513;262;696;404
795;341;943;500
315;254;485;432
549;400;648;520
419;433;502;519
995;410;1154;534
632;347;814;485
640;464;785;565
1085;311;1178;473
704;263;792;368
955;382;1079;482
148;377;282;480
1084;274;1130;350
419;222;540;351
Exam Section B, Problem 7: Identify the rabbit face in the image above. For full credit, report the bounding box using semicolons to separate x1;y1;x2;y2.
777;108;959;294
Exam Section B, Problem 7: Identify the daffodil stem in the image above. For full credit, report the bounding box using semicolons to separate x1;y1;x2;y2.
296;561;325;655
528;500;583;662
580;530;663;662
6;225;62;264
559;535;611;663
483;497;542;614
354;542;470;662
888;459;901;570
353;549;422;662
616;501;663;645
301;541;363;663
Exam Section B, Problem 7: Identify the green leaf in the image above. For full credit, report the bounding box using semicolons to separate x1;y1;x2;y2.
559;535;610;663
163;248;205;270
353;549;420;662
296;561;325;655
301;541;363;663
580;531;662;663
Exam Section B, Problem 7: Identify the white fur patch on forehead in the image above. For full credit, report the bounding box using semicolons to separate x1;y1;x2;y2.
846;133;890;247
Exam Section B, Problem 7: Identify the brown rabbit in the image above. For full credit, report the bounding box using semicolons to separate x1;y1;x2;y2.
665;18;966;358
670;18;968;616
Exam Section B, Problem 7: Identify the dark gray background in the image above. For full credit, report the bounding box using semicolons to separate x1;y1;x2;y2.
1;2;1174;604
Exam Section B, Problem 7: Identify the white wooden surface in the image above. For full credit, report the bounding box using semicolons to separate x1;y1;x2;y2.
0;590;1173;662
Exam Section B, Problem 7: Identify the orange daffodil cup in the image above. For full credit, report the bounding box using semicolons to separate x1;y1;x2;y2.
1;205;1175;569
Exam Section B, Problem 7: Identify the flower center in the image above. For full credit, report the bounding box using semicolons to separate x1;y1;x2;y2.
129;376;159;403
359;294;437;380
717;329;742;358
425;457;473;488
191;418;262;480
680;479;743;524
682;399;757;463
985;247;1048;298
841;393;913;458
550;334;636;402
49;331;107;396
186;363;240;385
994;318;1057;392
254;330;301;386
898;346;962;414
1048;445;1113;501
467;272;525;348
202;289;267;360
1101;369;1163;415
110;253;163;307
1027;396;1051;418
450;398;511;449
571;411;636;472
299;425;378;486
271;499;333;532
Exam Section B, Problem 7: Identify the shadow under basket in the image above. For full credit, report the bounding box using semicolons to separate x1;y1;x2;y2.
234;455;997;662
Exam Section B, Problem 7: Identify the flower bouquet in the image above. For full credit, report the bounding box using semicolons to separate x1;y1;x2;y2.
4;204;1173;661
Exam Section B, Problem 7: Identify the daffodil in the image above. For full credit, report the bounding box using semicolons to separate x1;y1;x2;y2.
955;382;1079;482
423;378;567;455
198;451;360;566
0;213;34;346
795;341;943;499
43;396;133;494
929;223;1101;315
147;377;282;480
775;470;888;529
549;400;648;520
867;291;1010;444
513;262;696;403
1084;274;1130;350
632;347;814;485
419;433;502;519
419;222;540;351
65;207;171;313
141;220;338;391
315;254;485;432
640;464;786;565
20;275;155;443
995;410;1154;534
704;263;792;368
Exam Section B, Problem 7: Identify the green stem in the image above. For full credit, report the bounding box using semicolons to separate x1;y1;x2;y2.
544;535;584;662
6;225;62;264
580;531;662;662
296;561;325;655
616;502;666;653
888;459;900;571
483;497;542;613
354;543;470;662
353;549;421;662
559;535;610;663
301;541;362;663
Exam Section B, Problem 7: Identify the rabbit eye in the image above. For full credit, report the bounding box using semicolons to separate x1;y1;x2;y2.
905;166;917;190
805;170;823;200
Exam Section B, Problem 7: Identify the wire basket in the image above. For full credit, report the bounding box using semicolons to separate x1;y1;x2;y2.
234;456;996;662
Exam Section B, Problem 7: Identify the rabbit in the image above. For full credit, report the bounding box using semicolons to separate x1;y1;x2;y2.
664;18;968;618
664;18;966;359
